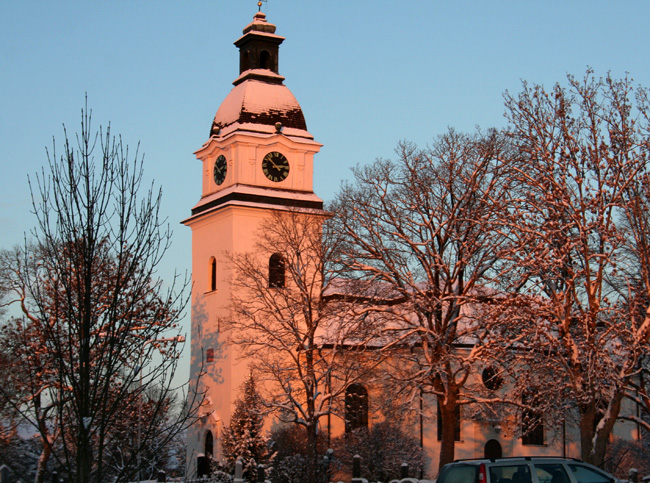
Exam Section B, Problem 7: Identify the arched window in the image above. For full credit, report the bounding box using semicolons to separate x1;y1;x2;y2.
269;253;285;288
260;50;271;69
209;257;217;292
345;384;368;433
205;430;214;458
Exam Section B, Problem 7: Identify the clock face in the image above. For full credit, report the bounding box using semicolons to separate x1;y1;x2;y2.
213;155;227;185
262;151;290;182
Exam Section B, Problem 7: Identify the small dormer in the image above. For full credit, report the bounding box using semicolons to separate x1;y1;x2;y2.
235;12;284;81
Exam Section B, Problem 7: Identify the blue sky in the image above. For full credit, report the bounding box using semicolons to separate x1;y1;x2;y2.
2;1;649;377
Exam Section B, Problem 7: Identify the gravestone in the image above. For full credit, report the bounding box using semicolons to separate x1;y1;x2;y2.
0;466;10;483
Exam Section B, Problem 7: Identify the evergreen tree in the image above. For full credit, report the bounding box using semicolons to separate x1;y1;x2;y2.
221;374;270;480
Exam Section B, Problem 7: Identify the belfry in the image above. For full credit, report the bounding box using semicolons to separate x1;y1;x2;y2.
183;10;323;474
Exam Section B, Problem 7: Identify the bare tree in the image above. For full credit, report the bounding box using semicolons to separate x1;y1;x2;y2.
0;102;199;483
102;387;186;480
331;128;512;470
0;251;62;482
496;69;650;466
0;295;23;456
226;209;379;481
614;137;650;436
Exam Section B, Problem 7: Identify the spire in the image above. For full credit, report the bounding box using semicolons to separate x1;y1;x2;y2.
234;11;285;85
209;12;310;139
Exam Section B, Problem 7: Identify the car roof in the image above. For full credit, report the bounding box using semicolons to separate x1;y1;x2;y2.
449;457;584;464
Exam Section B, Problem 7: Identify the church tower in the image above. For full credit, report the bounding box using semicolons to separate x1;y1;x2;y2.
183;11;323;475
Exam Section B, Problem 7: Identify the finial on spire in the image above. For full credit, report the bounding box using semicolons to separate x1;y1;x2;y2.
257;0;267;12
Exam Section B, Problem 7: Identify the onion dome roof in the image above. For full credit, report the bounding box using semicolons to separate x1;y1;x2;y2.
209;12;312;140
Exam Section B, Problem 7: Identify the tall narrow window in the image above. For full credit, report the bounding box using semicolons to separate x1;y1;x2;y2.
205;430;214;458
269;253;285;288
260;50;271;69
522;392;544;445
345;384;368;433
209;257;217;292
206;348;214;363
241;50;250;72
437;402;461;441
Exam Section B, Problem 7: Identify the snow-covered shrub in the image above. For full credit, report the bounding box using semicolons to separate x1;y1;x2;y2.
203;462;234;483
332;421;426;482
0;434;42;482
268;423;330;483
271;453;309;483
603;437;650;479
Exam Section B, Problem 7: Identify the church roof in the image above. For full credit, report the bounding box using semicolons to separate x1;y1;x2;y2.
210;77;311;139
208;11;312;140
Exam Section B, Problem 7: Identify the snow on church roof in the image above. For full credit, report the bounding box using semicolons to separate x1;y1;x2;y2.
210;77;312;140
208;10;313;140
318;277;490;348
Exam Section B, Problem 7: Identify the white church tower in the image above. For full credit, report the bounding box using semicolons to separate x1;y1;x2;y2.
183;11;323;475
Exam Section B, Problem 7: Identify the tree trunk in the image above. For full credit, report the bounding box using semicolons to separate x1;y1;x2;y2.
77;433;92;483
306;423;319;483
438;394;457;471
34;395;54;483
579;406;595;465
77;414;92;483
34;442;51;483
589;392;624;467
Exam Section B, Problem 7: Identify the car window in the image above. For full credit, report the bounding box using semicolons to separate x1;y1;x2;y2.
489;464;532;483
568;464;613;483
533;463;571;483
437;464;478;483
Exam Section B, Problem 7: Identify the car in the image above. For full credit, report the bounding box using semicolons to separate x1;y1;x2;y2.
435;456;621;483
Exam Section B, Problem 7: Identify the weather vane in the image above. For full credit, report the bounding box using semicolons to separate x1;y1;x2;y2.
257;0;267;12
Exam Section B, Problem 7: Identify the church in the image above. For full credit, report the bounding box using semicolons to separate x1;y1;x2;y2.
182;10;642;480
